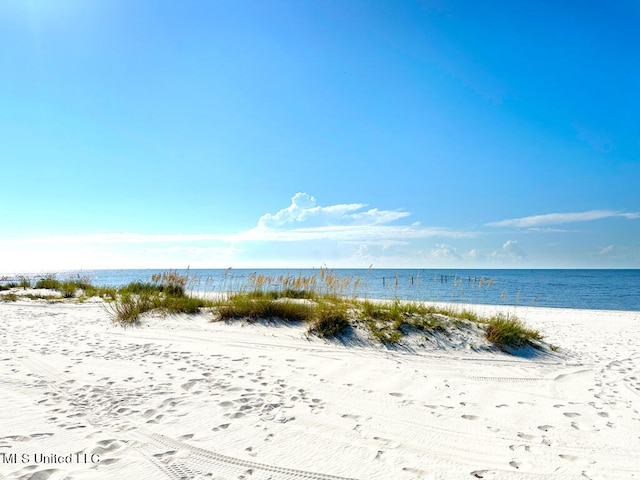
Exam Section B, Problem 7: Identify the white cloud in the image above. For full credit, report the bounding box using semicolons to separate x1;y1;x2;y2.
3;191;640;271
4;223;473;247
0;193;474;251
487;210;640;228
593;244;640;264
431;244;461;260
0;193;482;271
600;245;615;256
503;240;527;260
466;249;481;259
240;225;475;243
257;192;411;229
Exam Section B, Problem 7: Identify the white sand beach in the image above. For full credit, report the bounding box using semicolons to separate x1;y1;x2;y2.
0;297;639;480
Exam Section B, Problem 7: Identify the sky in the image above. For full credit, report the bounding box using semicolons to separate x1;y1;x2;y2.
1;0;639;272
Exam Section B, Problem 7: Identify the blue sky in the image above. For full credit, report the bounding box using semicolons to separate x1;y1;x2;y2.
1;0;639;271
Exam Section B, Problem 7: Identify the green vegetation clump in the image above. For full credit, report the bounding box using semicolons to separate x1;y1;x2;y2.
0;271;206;322
30;275;116;300
211;269;546;352
119;281;163;296
35;275;63;290
215;272;353;339
356;299;447;344
308;301;351;338
1;276;31;290
217;296;315;323
484;314;543;348
110;271;212;324
152;271;188;297
61;280;79;298
1;268;547;354
109;291;156;324
161;295;210;315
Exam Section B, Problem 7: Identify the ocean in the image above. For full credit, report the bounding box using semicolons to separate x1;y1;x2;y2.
6;268;638;312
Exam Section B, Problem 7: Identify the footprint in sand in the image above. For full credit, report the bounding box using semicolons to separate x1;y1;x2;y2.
563;412;581;418
462;415;480;421
142;409;157;419
471;469;496;479
571;421;599;432
509;444;540;454
402;467;427;477
509;460;533;471
541;436;555;447
92;439;123;455
225;412;245;419
341;413;360;420
559;454;580;462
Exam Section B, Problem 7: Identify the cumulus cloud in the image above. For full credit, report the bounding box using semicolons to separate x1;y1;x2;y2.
503;240;527;260
257;192;410;229
487;210;640;228
431;244;462;260
3;193;476;248
466;249;481;259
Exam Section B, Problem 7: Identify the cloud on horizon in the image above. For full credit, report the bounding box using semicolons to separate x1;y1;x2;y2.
3;194;638;270
7;193;476;246
0;192;490;270
487;210;640;228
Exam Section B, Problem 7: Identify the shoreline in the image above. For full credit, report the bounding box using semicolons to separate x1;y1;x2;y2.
1;299;639;479
2;267;639;313
3;284;639;314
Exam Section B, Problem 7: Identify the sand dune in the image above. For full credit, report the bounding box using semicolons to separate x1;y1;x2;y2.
0;298;639;479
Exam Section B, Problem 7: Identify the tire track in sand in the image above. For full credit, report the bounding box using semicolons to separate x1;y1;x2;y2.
18;351;360;480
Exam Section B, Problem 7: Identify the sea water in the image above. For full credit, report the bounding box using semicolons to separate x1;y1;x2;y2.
7;268;638;312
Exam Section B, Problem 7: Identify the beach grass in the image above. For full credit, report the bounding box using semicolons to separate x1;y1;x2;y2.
210;268;545;350
108;271;214;324
1;268;546;351
0;292;19;302
35;274;63;290
484;313;543;347
30;274;117;300
109;291;156;324
0;276;31;290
